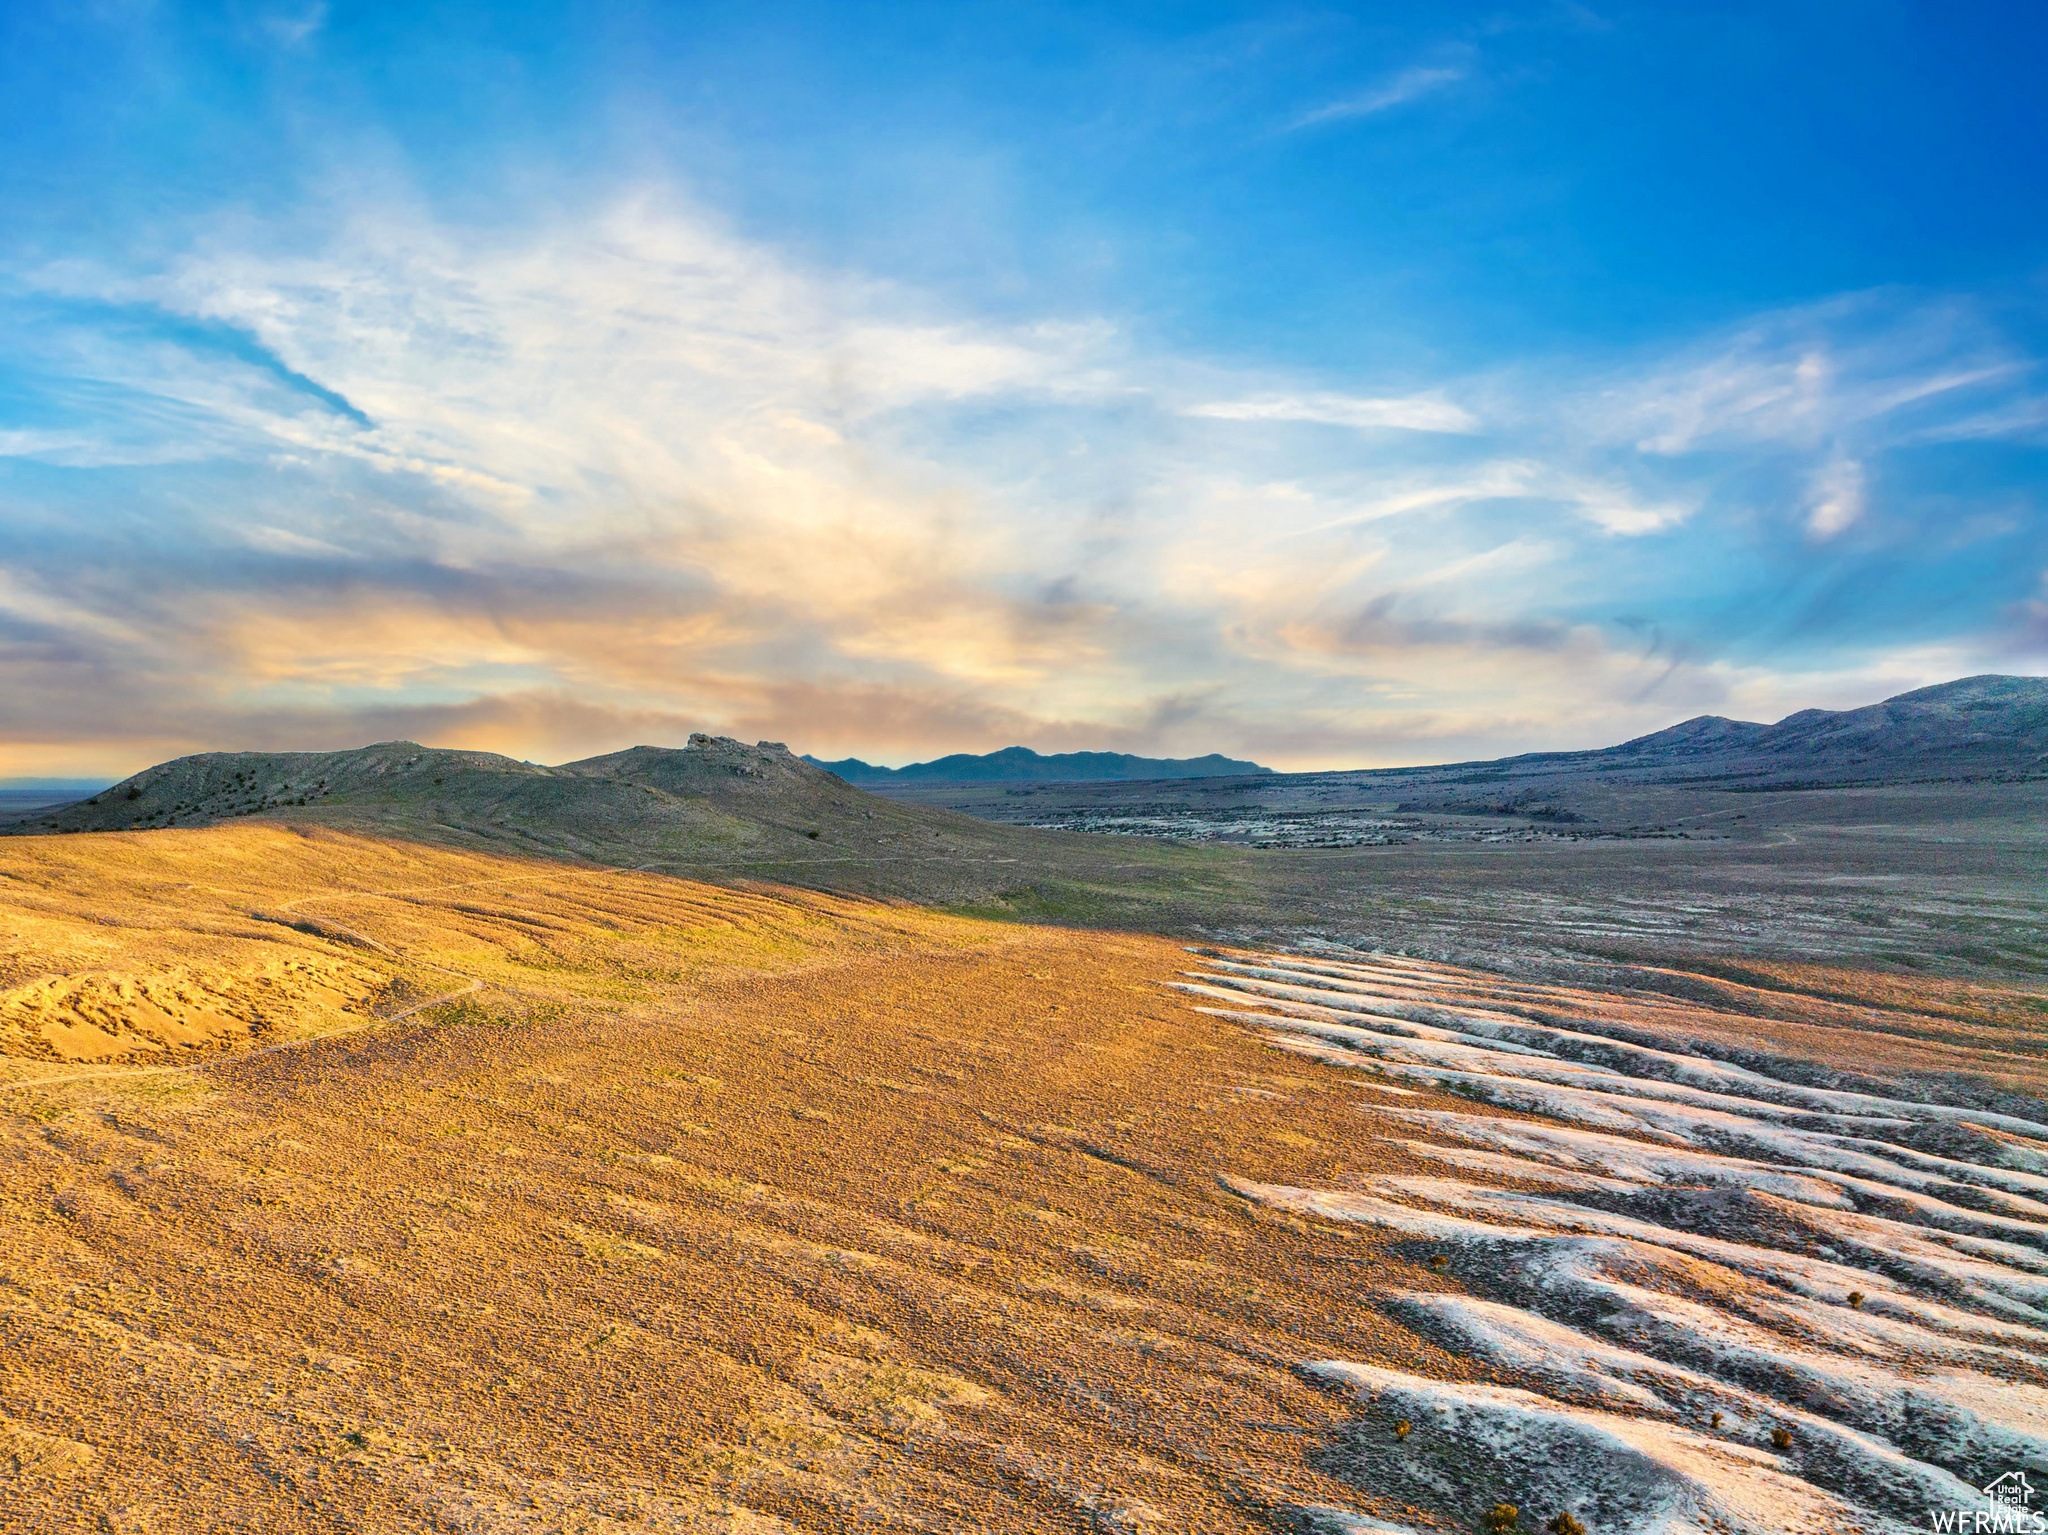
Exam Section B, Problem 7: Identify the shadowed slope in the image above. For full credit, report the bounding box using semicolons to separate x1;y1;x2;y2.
1596;674;2048;782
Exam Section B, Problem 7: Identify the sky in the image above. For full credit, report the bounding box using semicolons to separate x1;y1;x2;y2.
2;1;2046;776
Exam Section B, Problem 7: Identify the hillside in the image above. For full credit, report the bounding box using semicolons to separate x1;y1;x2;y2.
13;735;1010;876
814;677;2045;803
20;676;2036;855
9;676;2047;977
993;674;2048;806
869;677;2048;928
5;733;1254;921
1586;673;2048;782
1402;671;2048;792
802;745;1270;785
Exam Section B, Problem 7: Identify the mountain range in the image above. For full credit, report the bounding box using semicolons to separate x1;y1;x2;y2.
1429;673;2048;788
801;746;1270;785
10;676;2042;863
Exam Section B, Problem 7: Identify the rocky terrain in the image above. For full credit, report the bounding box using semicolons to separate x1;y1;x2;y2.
1193;948;2048;1534
14;736;915;856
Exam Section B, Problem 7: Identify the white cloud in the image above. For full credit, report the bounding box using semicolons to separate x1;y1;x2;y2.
0;429;100;460
1604;295;2025;457
3;190;2041;773
1561;480;1693;537
1291;66;1467;129
1185;392;1478;433
238;525;353;558
1805;457;1865;539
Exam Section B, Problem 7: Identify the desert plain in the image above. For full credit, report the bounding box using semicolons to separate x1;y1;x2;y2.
3;700;2047;1534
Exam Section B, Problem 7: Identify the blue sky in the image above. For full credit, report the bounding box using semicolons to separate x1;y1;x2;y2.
2;0;2045;774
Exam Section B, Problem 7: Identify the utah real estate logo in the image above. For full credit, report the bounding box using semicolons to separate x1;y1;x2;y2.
1934;1472;2046;1533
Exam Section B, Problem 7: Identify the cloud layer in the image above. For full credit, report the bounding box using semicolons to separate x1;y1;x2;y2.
0;182;2043;775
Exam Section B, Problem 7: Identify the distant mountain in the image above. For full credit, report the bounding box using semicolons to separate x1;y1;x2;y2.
1576;674;2048;783
802;745;1272;786
1316;673;2048;800
13;675;2036;863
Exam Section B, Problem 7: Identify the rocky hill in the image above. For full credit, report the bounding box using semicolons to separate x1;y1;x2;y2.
13;676;2040;895
11;735;1016;885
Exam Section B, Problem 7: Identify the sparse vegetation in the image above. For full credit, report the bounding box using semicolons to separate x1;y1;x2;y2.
1;694;2044;1532
0;840;1524;1531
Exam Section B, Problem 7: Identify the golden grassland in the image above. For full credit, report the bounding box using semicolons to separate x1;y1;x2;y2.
0;824;1011;1072
4;825;2047;1531
0;827;1464;1532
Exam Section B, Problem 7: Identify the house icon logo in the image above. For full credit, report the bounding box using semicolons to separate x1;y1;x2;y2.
1932;1470;2045;1530
1986;1472;2037;1510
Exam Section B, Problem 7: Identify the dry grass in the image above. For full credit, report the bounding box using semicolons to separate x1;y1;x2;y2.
0;824;1009;1073
0;826;1465;1533
1684;955;2048;1036
6;825;2045;1531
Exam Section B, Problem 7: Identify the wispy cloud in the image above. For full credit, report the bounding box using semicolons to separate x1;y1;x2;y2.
1805;457;1866;539
1289;65;1466;130
259;3;328;50
1;192;2043;777
1600;294;2026;458
1184;392;1478;433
